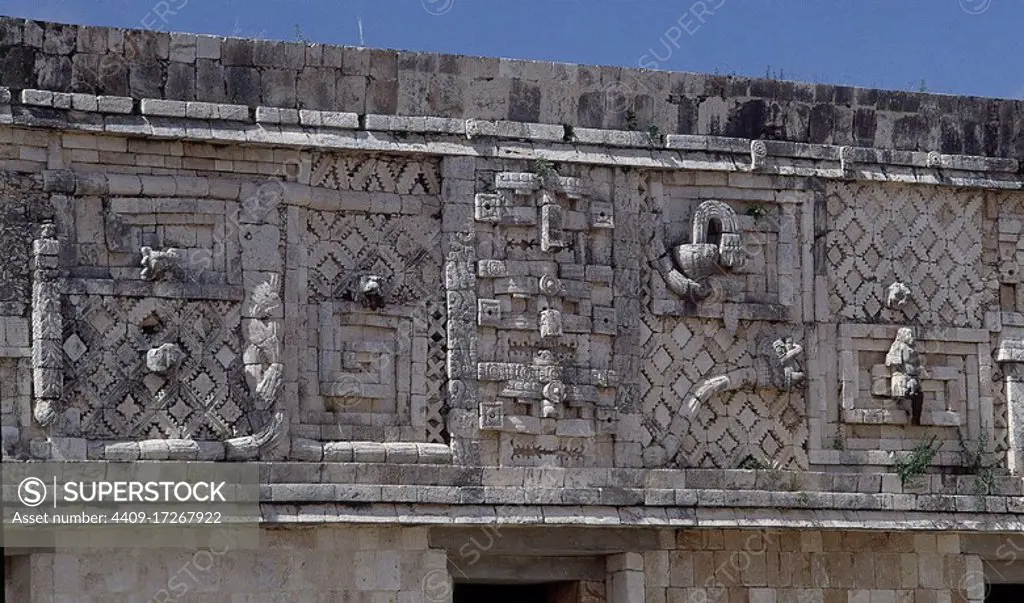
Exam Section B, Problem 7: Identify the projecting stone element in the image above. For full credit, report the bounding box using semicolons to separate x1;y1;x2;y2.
146;343;183;376
538;274;561;296
658;200;745;300
769;337;805;391
750;139;768;170
840;146;854;173
886;327;925;425
139;246;182;281
885;281;911;309
539;309;563;338
540;199;566;252
31;223;62;428
357;274;386;310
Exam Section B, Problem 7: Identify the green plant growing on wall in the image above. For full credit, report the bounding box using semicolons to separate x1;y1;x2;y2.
894;435;939;487
746;204;768;221
530;158;558;188
738;455;794;489
625;110;639;132
646;124;663;146
959;429;997;498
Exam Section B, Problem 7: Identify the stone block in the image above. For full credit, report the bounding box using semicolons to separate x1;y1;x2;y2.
20;89;52;106
169;33;197;63
165;62;195;101
196;59;227;103
140;98;186;117
225;66;260;106
260;68;298;107
297;67;337;110
196;35;220;60
96;95;133;113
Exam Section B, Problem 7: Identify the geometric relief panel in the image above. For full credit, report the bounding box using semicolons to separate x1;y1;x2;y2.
305;207;447;444
62;295;249;441
648;193;788;313
306;211;443;304
992;378;1011;463
638;316;808;469
833;323;992;463
0;172;49;311
317;301;425;426
310;152;440;195
472;177;619;440
825;182;989;327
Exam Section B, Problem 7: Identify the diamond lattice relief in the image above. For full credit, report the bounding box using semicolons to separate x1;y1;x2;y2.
825;182;989;326
62;296;248;440
306;201;447;443
638;316;809;469
307;212;443;304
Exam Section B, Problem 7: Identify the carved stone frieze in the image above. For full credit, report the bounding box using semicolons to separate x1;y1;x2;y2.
139;246;183;281
640;317;809;470
310;152;441;195
825;182;988;326
146;342;183;376
884;327;925;425
32;223;62;428
472;170;619;447
654;200;745;301
831;324;989;460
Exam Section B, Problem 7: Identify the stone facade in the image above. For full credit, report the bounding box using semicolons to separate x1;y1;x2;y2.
3;14;1024;603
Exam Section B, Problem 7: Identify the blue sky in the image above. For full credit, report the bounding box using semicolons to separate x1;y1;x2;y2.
0;0;1018;99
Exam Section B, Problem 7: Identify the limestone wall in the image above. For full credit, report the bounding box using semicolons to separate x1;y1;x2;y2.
0;114;1020;478
4;526;446;602
2;15;1023;156
649;530;983;603
4;527;989;603
4;14;1024;603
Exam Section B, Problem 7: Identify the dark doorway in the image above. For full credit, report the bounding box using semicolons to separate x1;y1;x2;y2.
453;582;577;603
987;584;1024;603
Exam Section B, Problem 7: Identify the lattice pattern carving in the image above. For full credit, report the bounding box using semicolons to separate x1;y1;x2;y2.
825;182;989;327
424;297;448;444
304;203;447;443
310;152;441;194
993;380;1011;460
62;295;251;440
307;211;443;304
639;316;808;469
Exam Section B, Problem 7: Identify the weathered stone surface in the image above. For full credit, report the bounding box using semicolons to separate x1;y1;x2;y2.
2;14;1024;602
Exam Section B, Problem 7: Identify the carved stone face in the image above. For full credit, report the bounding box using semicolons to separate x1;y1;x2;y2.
885;282;911;308
146;343;183;375
360;275;382;294
897;327;914;346
772;339;787;357
357;274;386;309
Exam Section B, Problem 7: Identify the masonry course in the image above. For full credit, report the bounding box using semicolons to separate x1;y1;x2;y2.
3;13;1024;603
